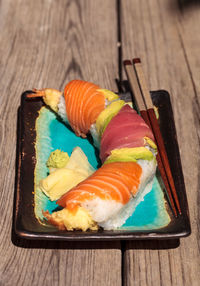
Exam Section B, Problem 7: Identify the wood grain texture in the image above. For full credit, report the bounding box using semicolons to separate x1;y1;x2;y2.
0;1;121;286
121;0;200;285
1;0;200;285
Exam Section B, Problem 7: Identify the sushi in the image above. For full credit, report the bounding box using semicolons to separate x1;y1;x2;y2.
28;80;120;146
100;104;156;162
44;159;156;230
28;79;158;231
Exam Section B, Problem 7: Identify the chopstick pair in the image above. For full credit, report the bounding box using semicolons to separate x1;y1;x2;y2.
124;58;181;217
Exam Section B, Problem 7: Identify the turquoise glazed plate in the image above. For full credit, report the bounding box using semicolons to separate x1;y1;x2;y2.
14;90;191;240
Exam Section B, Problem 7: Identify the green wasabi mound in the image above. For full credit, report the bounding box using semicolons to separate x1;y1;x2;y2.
47;149;69;169
104;147;155;164
96;100;125;136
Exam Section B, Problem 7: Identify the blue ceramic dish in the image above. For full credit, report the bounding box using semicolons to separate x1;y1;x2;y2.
14;90;191;240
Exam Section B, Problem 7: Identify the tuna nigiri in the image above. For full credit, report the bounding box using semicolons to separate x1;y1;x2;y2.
100;104;156;162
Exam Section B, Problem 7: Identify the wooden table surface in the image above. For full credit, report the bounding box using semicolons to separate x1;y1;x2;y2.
0;0;200;285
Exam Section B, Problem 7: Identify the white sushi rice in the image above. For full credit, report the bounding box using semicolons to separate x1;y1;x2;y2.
100;179;154;230
137;159;157;195
90;124;100;148
57;94;68;123
82;199;123;223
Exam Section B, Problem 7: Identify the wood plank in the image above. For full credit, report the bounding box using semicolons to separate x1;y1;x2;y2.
0;1;121;285
121;0;200;285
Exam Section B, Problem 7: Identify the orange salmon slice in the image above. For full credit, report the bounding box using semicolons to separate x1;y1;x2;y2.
57;162;142;211
64;80;105;137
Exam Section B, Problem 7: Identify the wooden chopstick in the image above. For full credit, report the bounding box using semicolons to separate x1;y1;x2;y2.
124;59;181;216
132;58;181;215
124;60;177;216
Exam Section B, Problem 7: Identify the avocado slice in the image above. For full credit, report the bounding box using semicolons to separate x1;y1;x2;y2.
96;100;125;136
104;147;155;164
98;89;119;101
144;137;157;150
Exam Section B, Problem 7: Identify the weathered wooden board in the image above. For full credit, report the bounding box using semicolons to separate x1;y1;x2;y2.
121;0;200;285
1;0;200;285
0;1;121;286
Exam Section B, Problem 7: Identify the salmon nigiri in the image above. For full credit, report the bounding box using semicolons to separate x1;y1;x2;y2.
44;159;157;231
63;80;105;137
57;161;142;207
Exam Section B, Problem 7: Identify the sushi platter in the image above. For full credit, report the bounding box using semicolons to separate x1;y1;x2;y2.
14;88;191;240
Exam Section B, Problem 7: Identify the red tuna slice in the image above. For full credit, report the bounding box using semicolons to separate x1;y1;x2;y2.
100;105;155;162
